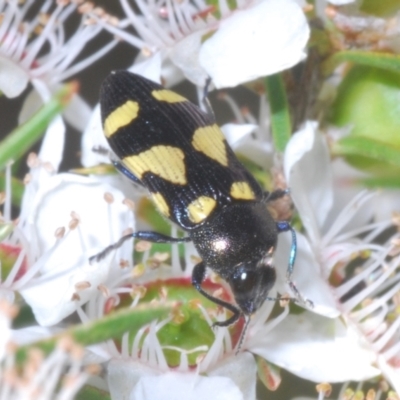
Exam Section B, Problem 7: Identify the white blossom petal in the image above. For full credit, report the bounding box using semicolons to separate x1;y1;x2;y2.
250;313;380;382
169;30;208;87
208;352;257;399
0;56;29;98
222;123;273;168
284;121;333;244
199;0;309;88
81;105;111;167
0;301;13;360
134;373;244;400
63;94;92;131
328;0;356;4
11;326;55;345
19;174;134;326
18;89;43;125
160;58;185;88
129;52;163;83
221;123;257;147
377;356;400;394
107;359;247;400
274;231;340;318
38;116;66;174
17;116;66;228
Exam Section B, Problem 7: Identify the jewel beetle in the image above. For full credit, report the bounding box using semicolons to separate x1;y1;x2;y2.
90;70;307;327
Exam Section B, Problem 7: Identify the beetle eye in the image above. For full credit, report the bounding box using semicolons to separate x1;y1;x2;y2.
231;268;257;293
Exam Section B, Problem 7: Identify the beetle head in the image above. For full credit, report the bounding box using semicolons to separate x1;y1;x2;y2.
227;256;276;315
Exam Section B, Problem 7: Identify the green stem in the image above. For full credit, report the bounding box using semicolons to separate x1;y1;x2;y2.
265;73;292;153
0;82;78;171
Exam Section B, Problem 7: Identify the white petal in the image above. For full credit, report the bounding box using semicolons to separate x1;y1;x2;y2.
221;123;257;147
38;115;65;173
377;355;400;394
133;373;244;400
0;302;12;360
250;313;380;382
107;359;245;400
63;93;92;131
160;58;185;88
284;121;333;244
208;352;257;400
274;231;340;318
129;52;163;83
169;31;208;87
81;105;111;167
0;56;29;98
31;78;51;102
19;89;43;125
11;326;55;345
199;0;309;88
222;123;273;168
18;116;66;227
20;174;134;325
107;359;158;399
328;0;356;4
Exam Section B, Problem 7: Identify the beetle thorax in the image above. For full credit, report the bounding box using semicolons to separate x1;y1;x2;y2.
190;202;278;276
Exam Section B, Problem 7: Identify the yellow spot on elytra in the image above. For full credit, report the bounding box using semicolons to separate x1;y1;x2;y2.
152;89;187;103
187;196;216;223
123;146;186;184
104;100;139;137
151;192;170;217
230;182;255;200
192;125;228;166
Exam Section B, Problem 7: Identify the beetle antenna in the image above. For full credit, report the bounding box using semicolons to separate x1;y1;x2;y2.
235;315;250;355
89;233;133;263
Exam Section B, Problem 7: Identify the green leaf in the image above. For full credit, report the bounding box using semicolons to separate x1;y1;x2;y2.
135;280;215;367
236;154;270;190
0;82;78;171
360;0;400;17
16;302;172;364
330;65;400;174
360;175;400;189
323;51;400;76
137;197;171;235
332;136;400;171
265;73;291;152
0;174;24;207
76;386;111;400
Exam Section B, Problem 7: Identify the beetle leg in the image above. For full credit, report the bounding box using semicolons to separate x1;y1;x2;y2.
89;231;191;263
192;261;241;327
112;160;144;187
264;188;290;202
200;77;215;118
276;221;313;307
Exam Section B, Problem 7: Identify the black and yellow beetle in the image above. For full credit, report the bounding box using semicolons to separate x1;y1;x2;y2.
91;70;307;327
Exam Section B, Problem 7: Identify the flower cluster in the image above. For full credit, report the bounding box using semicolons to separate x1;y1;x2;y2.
0;0;400;399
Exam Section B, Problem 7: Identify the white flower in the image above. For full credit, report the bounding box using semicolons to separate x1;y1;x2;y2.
0;0;116;130
0;300;93;400
107;352;256;400
259;120;400;388
94;0;309;88
18;173;134;326
219;92;273;169
199;0;310;88
0;0;114;98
